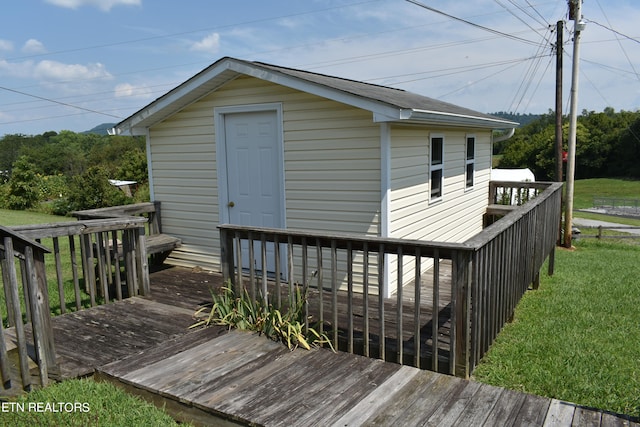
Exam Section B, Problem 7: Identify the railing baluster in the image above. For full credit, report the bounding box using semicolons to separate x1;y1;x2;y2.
111;231;122;301
248;232;255;301
261;234;268;306
414;247;421;368
432;252;439;372
316;239;324;339
363;242;369;358
68;235;82;310
378;243;385;361
52;237;66;314
302;237;308;333
347;241;353;354
331;239;338;350
274;235;281;308
235;234;243;291
396;246;403;365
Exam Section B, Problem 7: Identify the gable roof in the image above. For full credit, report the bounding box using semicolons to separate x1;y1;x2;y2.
113;57;518;135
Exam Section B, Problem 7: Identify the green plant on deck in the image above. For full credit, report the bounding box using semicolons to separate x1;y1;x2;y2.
192;280;333;352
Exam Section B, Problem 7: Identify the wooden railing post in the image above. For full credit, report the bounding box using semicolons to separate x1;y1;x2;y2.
136;226;150;296
25;246;57;386
220;227;235;288
452;250;472;379
1;237;33;390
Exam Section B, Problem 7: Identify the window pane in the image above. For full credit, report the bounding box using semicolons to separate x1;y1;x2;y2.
466;163;474;187
466;137;475;160
431;137;443;165
431;169;442;198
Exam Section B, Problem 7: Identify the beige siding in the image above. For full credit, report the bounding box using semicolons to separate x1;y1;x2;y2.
389;126;492;242
148;76;381;271
387;126;492;289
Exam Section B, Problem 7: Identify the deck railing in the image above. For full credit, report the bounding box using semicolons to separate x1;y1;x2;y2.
219;181;563;378
1;217;150;392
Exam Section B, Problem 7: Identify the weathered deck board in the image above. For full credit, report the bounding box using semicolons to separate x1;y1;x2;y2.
97;328;637;427
2;266;636;426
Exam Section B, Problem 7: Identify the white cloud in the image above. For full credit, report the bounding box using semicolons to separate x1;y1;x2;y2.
44;0;141;12
33;60;113;81
22;39;46;54
114;82;153;99
0;39;14;52
190;33;220;55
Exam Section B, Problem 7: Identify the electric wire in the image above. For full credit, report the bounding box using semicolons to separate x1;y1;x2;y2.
404;0;542;46
594;0;640;82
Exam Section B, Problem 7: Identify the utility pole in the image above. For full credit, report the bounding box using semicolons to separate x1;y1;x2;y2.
555;20;564;183
555;20;564;245
564;0;585;247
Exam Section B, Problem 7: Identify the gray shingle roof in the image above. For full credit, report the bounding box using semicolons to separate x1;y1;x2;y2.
114;57;517;135
252;60;509;123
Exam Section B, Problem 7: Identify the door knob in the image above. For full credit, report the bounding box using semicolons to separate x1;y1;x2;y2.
228;201;235;207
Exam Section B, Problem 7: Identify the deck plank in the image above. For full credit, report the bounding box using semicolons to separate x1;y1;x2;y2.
330;365;420;427
6;265;633;426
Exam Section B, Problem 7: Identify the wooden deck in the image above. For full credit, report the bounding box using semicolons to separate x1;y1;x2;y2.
96;328;637;427
2;266;637;426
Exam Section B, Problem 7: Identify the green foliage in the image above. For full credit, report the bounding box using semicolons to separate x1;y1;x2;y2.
497;108;640;180
473;239;640;417
6;156;42;210
193;282;333;352
0;131;146;211
66;166;131;212
2;378;184;427
117;148;148;183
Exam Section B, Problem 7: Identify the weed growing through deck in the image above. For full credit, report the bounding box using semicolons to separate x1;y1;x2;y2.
193;281;333;352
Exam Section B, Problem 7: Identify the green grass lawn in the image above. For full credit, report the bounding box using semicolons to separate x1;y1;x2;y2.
473;239;640;418
2;378;186;427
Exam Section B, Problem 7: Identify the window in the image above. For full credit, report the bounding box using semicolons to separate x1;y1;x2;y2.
465;135;475;189
430;135;444;200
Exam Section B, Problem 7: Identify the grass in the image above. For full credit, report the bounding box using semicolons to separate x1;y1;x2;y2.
1;378;185;427
473;239;640;417
572;178;640;209
0;209;97;323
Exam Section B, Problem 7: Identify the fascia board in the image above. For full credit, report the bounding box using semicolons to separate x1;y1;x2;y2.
115;60;240;135
408;109;519;129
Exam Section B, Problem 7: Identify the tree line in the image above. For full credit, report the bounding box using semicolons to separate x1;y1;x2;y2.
496;107;640;181
0;130;147;215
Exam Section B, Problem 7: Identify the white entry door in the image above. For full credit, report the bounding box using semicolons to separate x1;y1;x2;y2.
223;109;284;274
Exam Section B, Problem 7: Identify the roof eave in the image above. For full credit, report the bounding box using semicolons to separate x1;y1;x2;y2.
113;57;406;135
376;109;519;129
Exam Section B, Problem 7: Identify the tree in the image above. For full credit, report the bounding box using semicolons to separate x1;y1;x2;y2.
5;156;41;210
66;166;131;212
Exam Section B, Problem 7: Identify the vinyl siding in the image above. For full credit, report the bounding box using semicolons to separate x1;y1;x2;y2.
148;75;381;271
387;126;492;290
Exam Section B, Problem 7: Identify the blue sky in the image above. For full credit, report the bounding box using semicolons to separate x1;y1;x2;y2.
1;0;639;135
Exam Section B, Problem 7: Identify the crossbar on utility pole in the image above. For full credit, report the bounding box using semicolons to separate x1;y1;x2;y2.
564;0;584;248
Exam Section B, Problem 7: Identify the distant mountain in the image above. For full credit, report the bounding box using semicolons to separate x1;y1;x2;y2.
489;112;542;127
83;123;116;135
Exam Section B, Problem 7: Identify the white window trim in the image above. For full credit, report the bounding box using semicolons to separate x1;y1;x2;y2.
465;134;476;191
429;133;444;203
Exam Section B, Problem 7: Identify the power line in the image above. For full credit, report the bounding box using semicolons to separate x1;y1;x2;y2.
495;0;549;39
583;19;640;45
404;0;542;46
593;0;640;82
0;85;123;119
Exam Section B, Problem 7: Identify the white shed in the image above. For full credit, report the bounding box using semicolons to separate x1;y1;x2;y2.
113;57;517;295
